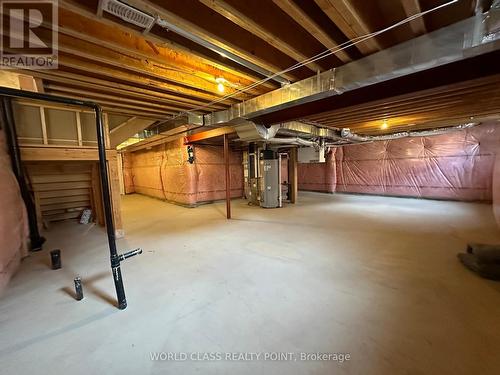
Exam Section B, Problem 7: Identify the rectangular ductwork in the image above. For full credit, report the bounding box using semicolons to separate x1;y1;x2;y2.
102;0;155;29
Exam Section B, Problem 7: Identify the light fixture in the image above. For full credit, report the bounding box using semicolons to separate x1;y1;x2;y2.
381;120;388;130
215;77;225;93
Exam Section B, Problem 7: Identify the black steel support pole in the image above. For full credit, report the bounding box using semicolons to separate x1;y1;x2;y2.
1;97;45;251
224;134;231;219
94;105;127;310
0;87;127;310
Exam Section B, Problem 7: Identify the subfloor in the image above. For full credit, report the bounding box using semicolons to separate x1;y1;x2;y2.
1;192;500;375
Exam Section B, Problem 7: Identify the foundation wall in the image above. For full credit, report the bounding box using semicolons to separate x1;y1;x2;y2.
298;122;499;201
0;130;28;295
124;139;244;206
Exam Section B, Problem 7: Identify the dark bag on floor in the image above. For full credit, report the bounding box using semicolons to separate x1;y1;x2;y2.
458;243;500;280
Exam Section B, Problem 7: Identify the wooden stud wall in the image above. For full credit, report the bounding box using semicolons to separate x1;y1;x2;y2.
24;162;101;226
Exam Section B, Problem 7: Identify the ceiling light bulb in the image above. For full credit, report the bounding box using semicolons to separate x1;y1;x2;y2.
217;82;225;93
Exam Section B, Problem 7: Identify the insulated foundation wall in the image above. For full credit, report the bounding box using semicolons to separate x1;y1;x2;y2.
298;150;336;193
298;122;499;202
0;129;28;295
124;139;243;206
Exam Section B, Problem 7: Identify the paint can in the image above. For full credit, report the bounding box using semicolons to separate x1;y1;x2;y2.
74;277;83;301
50;249;61;269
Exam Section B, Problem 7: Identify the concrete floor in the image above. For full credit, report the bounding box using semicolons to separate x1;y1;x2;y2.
1;192;500;375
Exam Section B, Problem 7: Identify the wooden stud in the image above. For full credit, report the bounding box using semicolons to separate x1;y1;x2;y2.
75;111;83;146
107;158;124;237
103;113;111;150
39;106;48;145
91;163;105;226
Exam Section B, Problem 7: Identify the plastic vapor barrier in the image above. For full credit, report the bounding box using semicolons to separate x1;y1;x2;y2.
298;150;336;193
335;122;499;201
125;139;243;206
0;129;28;295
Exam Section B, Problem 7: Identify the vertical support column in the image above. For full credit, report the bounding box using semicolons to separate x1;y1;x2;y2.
91;163;105;226
103;112;111;149
224;134;231;219
39;106;48;145
289;147;298;203
75;111;83;146
107;157;124;238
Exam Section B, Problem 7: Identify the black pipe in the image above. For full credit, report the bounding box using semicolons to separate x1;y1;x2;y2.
1;97;45;251
0;87;130;309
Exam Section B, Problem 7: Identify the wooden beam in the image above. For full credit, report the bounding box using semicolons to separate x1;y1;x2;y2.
20;146;117;161
60;0;297;82
7;28;239;105
45;84;190;113
314;0;381;54
401;0;426;35
56;54;238;106
184;126;236;144
24;69;227;110
110;117;138;134
199;0;322;72
224;133;231;219
273;0;351;63
52;31;256;99
45;90;174;118
58;5;277;90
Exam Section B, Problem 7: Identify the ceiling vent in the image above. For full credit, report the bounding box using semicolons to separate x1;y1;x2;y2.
102;0;155;29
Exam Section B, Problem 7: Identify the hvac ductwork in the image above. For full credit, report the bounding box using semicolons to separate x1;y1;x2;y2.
334;122;479;145
232;118;480;147
198;8;499;127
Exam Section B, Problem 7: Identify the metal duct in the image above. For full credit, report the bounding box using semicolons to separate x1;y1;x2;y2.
102;0;156;29
338;123;479;144
266;137;318;147
200;9;500;126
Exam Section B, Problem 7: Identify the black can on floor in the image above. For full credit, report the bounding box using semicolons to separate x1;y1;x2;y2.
50;249;61;270
74;277;83;301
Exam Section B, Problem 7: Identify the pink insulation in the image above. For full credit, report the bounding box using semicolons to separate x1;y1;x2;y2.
298;122;499;202
125;139;243;206
194;144;244;203
122;152;135;194
335;122;499;201
298;150;336;193
493;154;500;228
0;129;28;295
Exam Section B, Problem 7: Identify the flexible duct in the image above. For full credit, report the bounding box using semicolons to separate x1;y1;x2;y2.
337;122;479;144
266;137;318;147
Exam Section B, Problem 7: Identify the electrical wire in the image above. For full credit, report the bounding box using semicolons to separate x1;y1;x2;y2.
163;0;458;119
